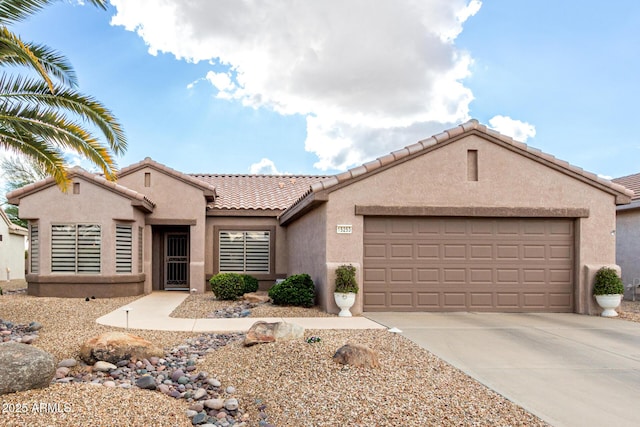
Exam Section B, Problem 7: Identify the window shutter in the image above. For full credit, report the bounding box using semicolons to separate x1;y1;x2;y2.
30;224;39;273
219;230;270;273
116;224;133;273
245;231;269;273
77;225;101;273
138;226;144;273
51;225;77;272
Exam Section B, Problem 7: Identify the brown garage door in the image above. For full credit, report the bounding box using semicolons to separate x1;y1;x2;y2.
363;217;574;312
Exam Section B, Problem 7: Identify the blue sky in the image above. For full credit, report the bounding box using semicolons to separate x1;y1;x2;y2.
7;0;640;179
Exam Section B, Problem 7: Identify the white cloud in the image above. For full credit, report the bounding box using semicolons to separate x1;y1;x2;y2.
488;115;536;143
110;0;482;171
249;158;282;175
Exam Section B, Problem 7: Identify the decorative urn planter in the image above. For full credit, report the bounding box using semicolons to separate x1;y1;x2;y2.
334;292;356;317
595;294;623;317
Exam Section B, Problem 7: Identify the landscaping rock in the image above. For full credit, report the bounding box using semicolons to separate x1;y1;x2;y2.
79;331;164;364
0;342;55;395
94;361;117;372
244;321;304;346
136;375;157;390
243;291;271;303
333;343;380;368
58;358;77;368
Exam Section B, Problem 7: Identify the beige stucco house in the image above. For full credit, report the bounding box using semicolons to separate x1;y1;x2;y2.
7;120;632;315
0;209;27;283
612;173;640;298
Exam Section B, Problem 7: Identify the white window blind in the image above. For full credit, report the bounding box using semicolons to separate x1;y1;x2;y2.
138;226;143;273
30;224;39;273
219;230;270;273
116;224;133;273
51;224;101;274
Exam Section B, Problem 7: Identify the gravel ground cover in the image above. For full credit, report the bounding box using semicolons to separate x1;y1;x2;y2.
5;284;640;426
170;293;335;318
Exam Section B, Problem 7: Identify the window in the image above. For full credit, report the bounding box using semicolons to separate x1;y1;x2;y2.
116;224;133;273
219;230;270;273
30;224;39;273
51;224;101;273
138;226;144;273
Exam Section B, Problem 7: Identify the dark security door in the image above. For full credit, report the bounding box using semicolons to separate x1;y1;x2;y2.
164;232;189;290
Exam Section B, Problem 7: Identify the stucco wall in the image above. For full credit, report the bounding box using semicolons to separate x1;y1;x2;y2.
0;224;25;282
616;208;640;298
285;204;328;308
17;177;147;297
304;134;619;314
119;168;209;293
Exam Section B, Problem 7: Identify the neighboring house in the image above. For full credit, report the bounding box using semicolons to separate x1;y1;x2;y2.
0;208;27;282
6;120;632;315
612;173;640;298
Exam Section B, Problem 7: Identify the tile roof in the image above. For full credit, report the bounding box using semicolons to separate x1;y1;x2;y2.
120;157;216;200
6;167;156;213
613;173;640;200
0;208;27;235
281;119;634;223
191;174;330;211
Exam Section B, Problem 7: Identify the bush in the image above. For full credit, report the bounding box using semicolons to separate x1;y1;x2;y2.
210;273;245;300
593;267;624;295
241;274;259;294
334;264;358;294
268;273;315;307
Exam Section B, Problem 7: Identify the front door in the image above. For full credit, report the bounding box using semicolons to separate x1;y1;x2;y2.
164;232;189;290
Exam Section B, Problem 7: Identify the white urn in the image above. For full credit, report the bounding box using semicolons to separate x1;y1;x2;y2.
334;292;356;317
595;294;623;317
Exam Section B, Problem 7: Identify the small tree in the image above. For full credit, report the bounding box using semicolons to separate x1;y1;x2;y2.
593;267;624;295
334;264;358;294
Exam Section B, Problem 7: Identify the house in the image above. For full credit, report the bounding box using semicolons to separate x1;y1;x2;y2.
6;120;632;315
612;173;640;298
0;208;27;283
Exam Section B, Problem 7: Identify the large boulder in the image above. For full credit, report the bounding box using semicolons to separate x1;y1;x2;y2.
333;344;380;368
80;331;164;364
244;321;304;346
0;342;56;395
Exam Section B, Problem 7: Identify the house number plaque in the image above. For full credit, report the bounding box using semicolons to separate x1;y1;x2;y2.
336;225;353;234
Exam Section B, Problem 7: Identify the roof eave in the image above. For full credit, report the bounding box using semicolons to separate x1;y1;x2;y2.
279;191;329;226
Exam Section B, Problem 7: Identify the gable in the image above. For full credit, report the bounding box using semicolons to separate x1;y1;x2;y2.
6;167;155;219
280;120;632;225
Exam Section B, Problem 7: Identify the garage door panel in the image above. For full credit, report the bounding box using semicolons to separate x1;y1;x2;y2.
390;268;412;282
443;293;466;307
364;217;574;312
444;244;466;259
417;292;440;307
470;269;493;283
418;244;440;258
364;244;387;258
390;293;413;307
523;245;546;259
390;244;413;259
417;268;439;282
364;268;386;283
470;293;493;307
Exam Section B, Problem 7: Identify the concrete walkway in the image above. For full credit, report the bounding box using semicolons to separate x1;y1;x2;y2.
366;312;640;427
96;291;385;332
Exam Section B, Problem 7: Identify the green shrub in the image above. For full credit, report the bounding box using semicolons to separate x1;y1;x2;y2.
0;286;3;296
593;267;624;295
334;264;358;294
268;273;315;307
241;274;259;294
210;273;244;300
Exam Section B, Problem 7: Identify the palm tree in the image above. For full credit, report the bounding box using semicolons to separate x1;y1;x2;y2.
0;0;126;189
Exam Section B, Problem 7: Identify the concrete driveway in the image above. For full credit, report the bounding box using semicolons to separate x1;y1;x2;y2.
365;312;640;427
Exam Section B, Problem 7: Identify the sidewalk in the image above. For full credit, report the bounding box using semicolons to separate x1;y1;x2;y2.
96;291;385;332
